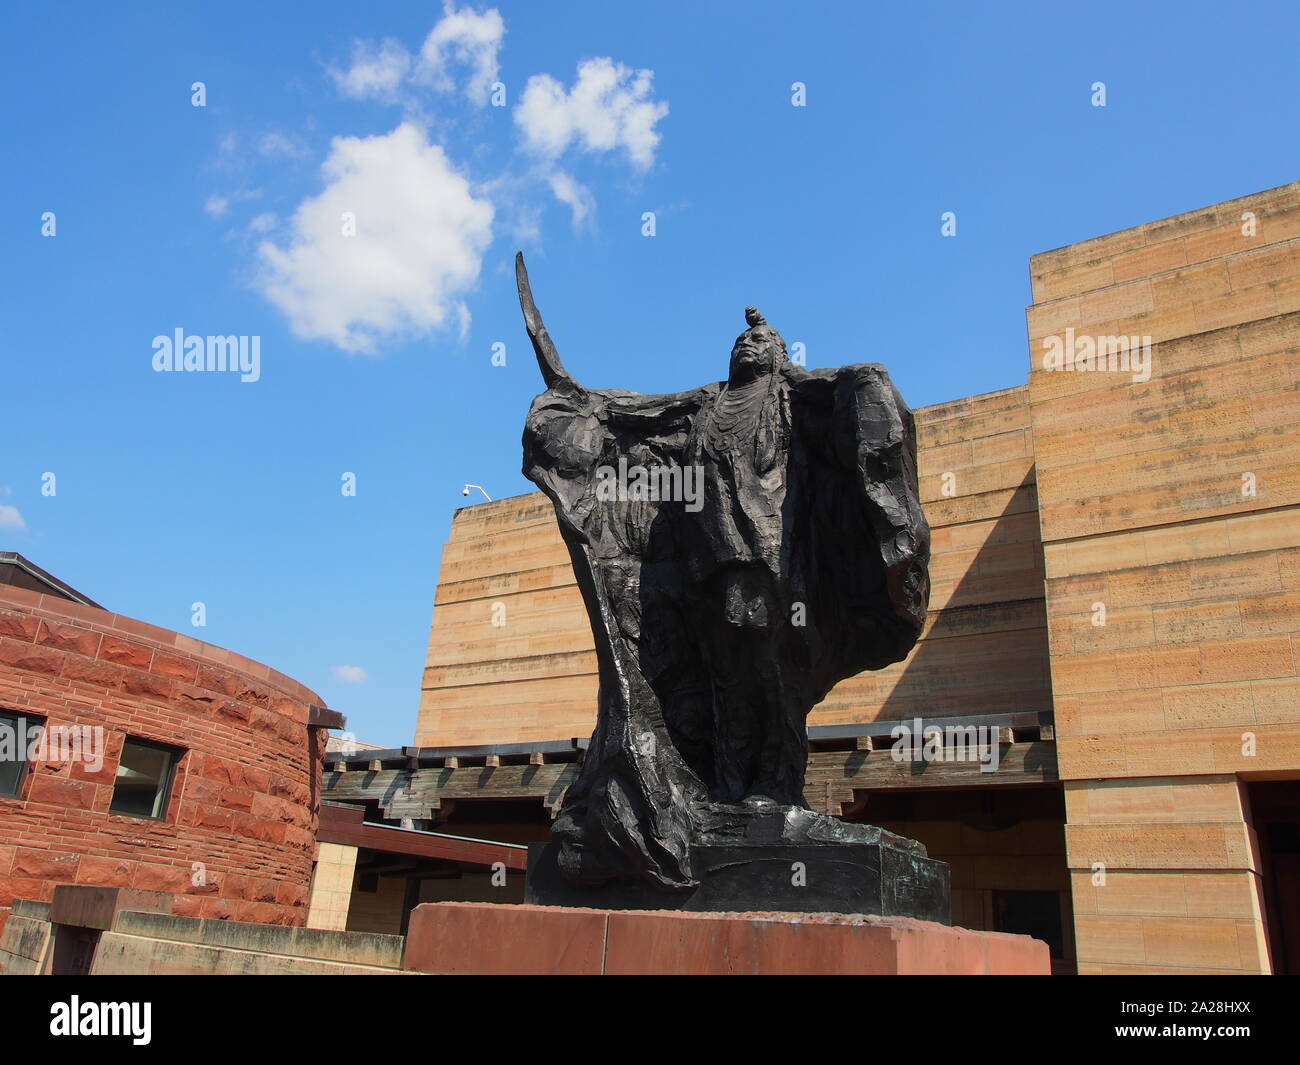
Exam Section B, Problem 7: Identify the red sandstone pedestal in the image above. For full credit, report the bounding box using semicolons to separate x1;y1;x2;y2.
403;902;1050;975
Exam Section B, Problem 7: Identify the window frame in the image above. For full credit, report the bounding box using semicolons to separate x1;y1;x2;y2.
109;735;183;821
0;709;44;800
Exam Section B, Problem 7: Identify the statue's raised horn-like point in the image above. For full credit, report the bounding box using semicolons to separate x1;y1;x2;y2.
515;252;573;390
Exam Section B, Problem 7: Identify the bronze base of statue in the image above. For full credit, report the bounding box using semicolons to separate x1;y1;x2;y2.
525;800;950;923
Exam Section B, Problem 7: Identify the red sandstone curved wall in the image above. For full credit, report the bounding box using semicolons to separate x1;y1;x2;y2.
0;584;328;930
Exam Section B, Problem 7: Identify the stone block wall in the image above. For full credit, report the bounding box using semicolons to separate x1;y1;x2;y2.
1026;182;1300;973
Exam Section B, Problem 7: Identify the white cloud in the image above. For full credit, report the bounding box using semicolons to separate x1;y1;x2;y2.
258;131;309;159
515;57;668;170
204;188;261;219
254;8;665;346
0;505;26;532
332;665;367;684
330;4;503;109
256;122;493;353
416;2;504;107
330;38;412;102
216;131;241;169
547;170;595;227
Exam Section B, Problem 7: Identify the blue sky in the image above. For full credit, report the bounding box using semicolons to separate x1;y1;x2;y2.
3;1;1297;745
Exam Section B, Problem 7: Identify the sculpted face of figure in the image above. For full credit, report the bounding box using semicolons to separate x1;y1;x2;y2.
729;324;786;383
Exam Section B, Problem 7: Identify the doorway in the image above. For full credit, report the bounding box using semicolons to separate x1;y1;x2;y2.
50;925;101;975
1247;780;1300;974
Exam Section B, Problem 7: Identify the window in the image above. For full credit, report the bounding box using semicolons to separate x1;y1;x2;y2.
0;710;42;799
110;737;180;819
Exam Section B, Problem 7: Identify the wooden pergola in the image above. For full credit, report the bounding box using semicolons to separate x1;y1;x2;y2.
322;711;1059;827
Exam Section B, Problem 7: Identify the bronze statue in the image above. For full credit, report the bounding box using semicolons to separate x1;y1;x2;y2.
518;253;934;904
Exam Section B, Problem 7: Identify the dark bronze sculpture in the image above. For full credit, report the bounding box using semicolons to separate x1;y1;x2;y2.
518;253;945;917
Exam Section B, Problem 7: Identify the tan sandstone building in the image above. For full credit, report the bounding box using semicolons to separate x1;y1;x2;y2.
324;182;1300;975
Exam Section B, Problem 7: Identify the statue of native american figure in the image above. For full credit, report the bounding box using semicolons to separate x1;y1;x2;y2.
518;253;931;892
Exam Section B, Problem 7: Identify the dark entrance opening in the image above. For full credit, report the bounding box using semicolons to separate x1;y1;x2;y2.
50;925;101;975
993;889;1065;960
1247;779;1300;974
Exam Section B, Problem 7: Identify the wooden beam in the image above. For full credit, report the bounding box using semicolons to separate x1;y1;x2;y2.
317;802;529;870
404;739;578;761
807;711;1050;745
308;705;347;730
804;740;1057;795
